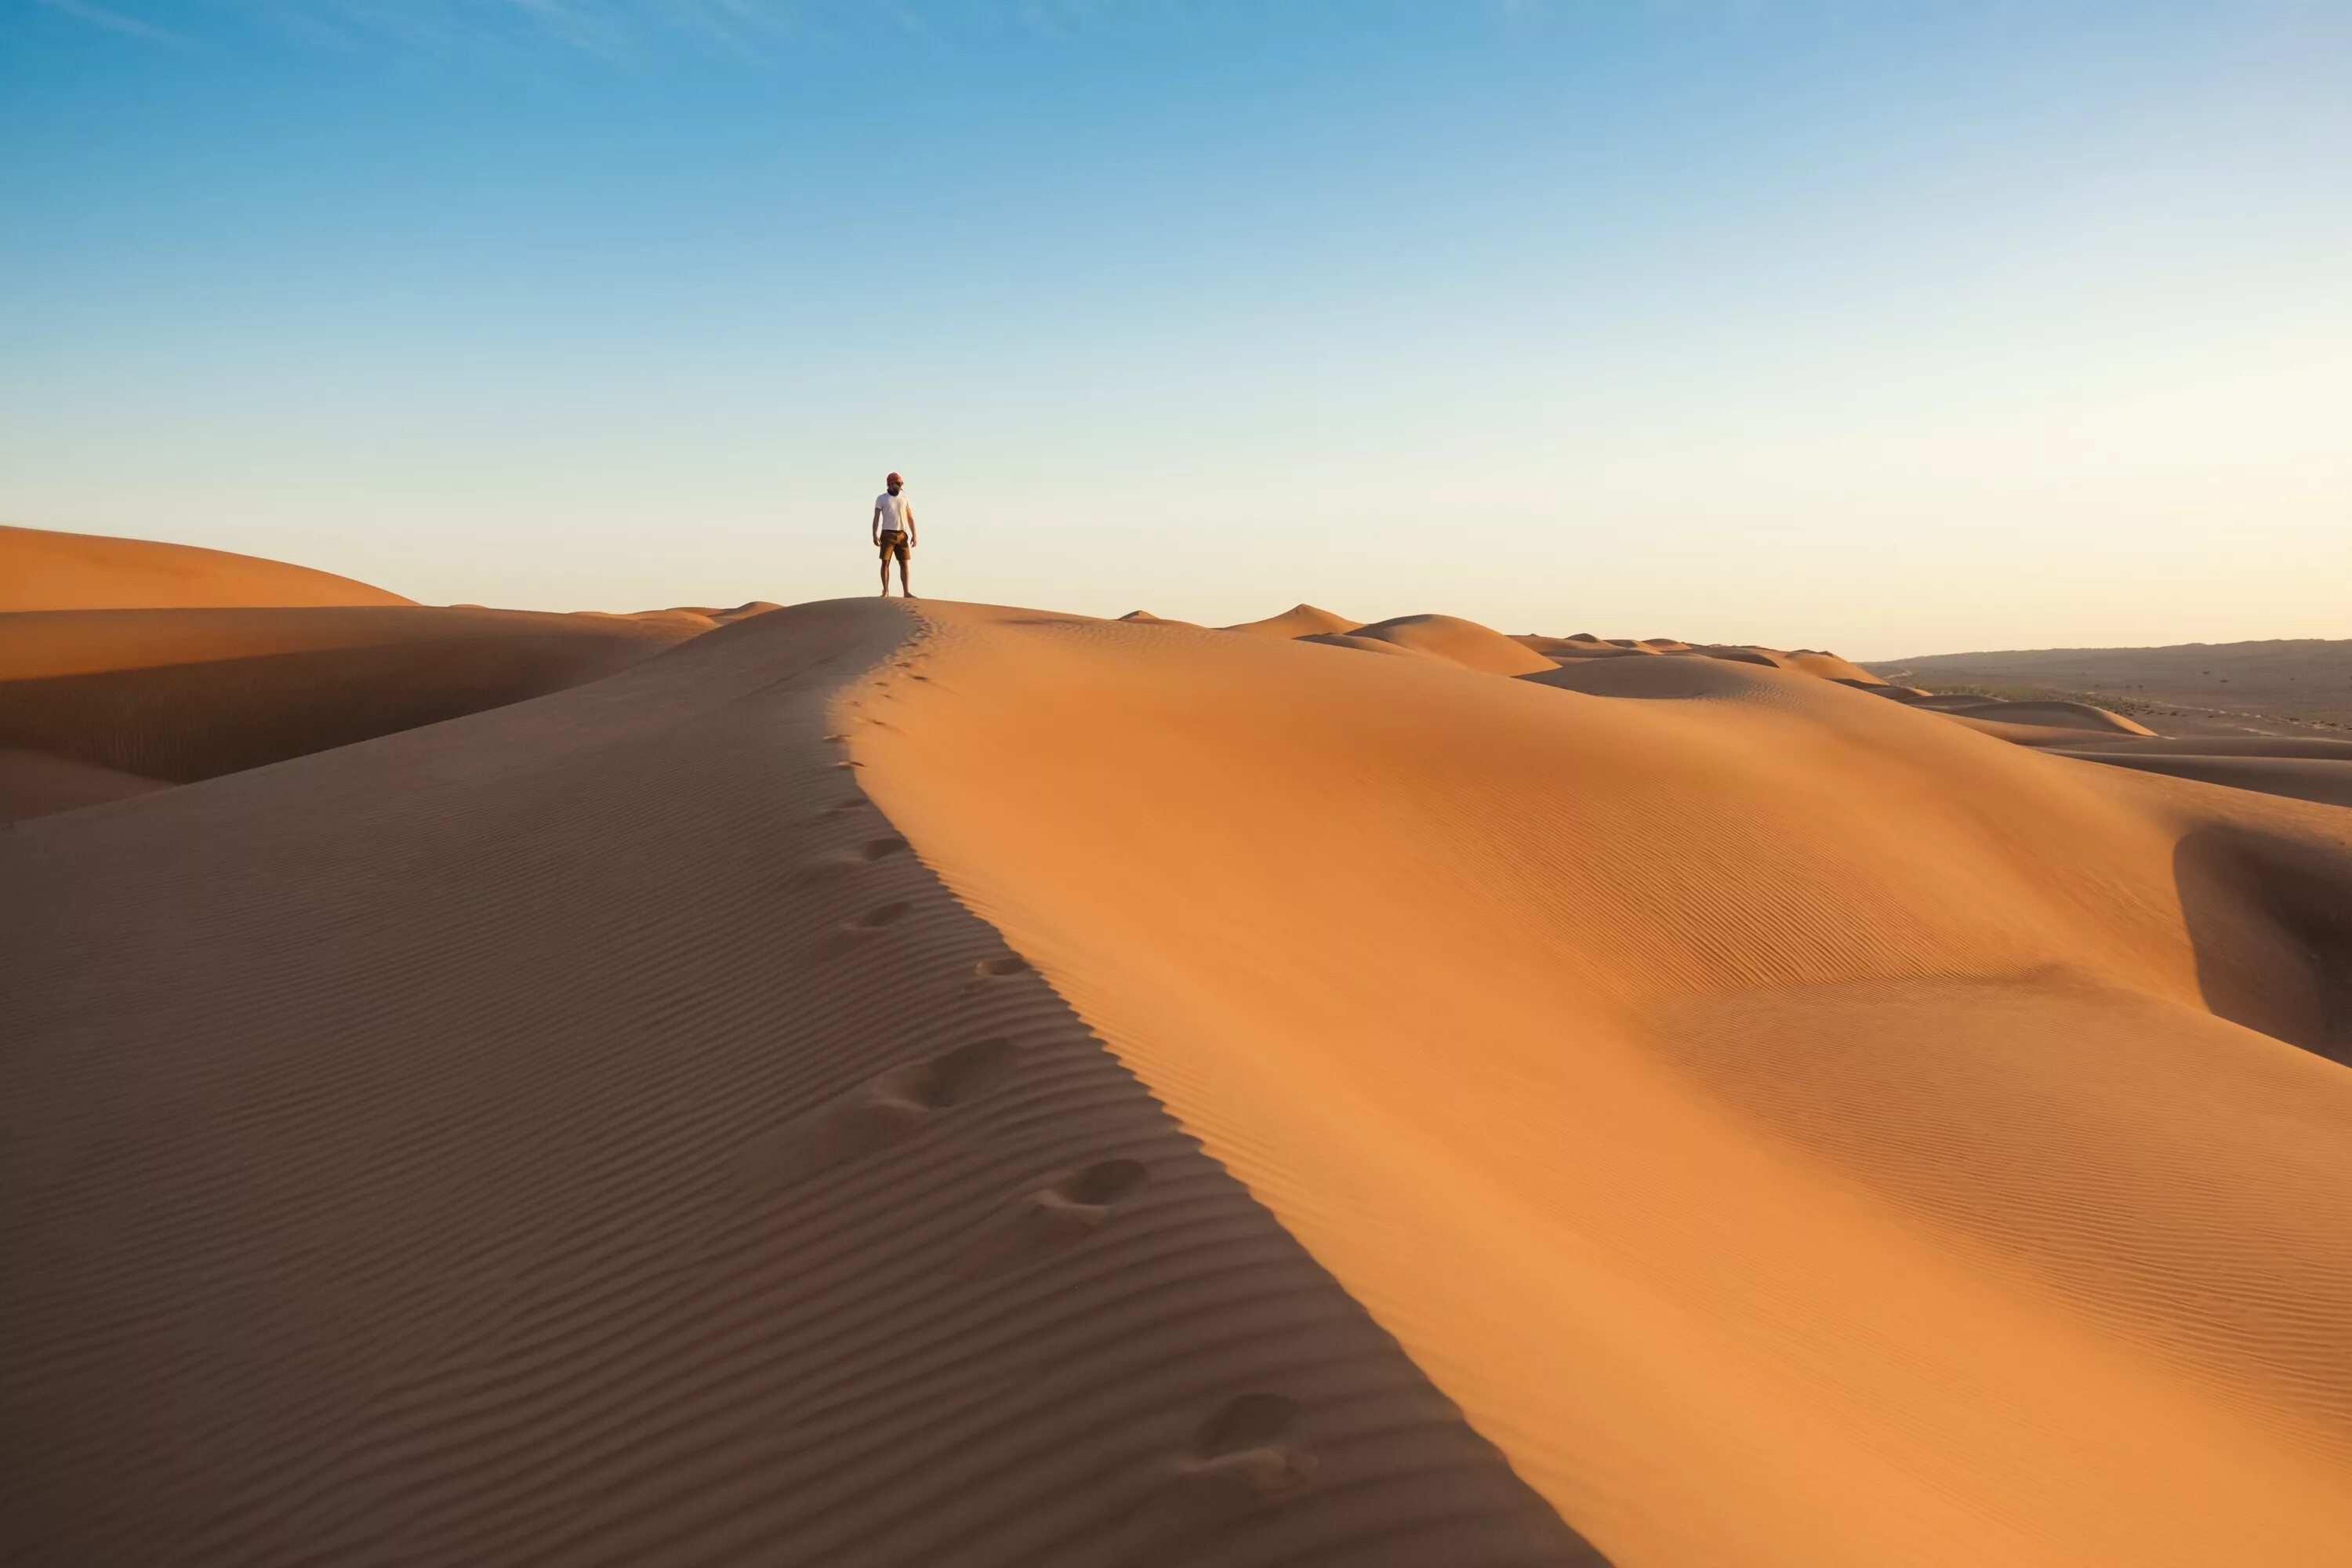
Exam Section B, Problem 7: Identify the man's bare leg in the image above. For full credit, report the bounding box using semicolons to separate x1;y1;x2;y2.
899;557;915;597
878;552;890;596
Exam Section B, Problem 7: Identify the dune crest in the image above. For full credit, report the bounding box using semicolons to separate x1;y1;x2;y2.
2;524;411;611
1219;603;1359;638
1334;613;1559;675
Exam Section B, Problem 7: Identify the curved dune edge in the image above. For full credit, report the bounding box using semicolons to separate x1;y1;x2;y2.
853;601;2352;1568
0;746;168;822
0;605;710;793
0;598;1602;1566
1;524;412;611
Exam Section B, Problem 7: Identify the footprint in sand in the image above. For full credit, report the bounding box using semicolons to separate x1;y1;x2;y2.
967;953;1031;985
953;1157;1151;1276
739;1039;1018;1191
804;836;912;883
846;901;913;931
1173;1394;1316;1500
1119;1392;1318;1559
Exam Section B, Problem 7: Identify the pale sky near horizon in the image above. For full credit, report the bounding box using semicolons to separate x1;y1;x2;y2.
4;2;2347;659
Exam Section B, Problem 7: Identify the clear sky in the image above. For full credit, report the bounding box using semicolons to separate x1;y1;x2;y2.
5;1;2347;658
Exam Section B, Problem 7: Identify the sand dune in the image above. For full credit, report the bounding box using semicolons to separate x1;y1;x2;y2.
1299;630;1434;659
0;605;702;791
1326;614;1558;675
13;589;2352;1566
1941;713;2133;747
0;599;1604;1566
1219;603;1359;638
856;602;2352;1568
1932;697;2154;734
1542;641;1657;660
2;524;411;611
1863;688;2352;808
1777;648;1882;684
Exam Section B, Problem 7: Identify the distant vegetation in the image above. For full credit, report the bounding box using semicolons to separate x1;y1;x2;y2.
1868;638;2352;737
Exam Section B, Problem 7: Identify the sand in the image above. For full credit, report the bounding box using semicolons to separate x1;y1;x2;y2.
0;606;705;798
2;524;412;611
0;746;169;822
10;581;2352;1566
1331;615;1559;676
1867;687;2352;809
1219;603;1359;638
0;599;1602;1566
855;602;2352;1568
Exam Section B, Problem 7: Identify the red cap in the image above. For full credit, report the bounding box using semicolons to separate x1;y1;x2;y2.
886;472;902;485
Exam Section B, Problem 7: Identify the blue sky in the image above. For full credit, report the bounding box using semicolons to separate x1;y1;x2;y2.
4;1;2347;656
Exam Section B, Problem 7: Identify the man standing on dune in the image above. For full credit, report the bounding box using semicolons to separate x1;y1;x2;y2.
871;472;916;597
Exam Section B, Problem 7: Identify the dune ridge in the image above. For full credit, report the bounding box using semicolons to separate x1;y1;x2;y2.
0;599;1604;1566
855;601;2352;1568
2;524;410;611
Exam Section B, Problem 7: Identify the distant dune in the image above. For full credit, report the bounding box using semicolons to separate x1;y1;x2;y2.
1219;602;1359;638
1;524;412;610
7;586;2352;1566
0;531;730;819
0;606;703;813
1330;613;1559;675
1849;683;2352;809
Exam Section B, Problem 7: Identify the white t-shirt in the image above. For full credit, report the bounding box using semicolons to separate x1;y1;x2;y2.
875;490;912;535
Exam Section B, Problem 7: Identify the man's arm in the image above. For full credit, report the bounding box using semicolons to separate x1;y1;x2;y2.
871;500;882;545
905;501;916;547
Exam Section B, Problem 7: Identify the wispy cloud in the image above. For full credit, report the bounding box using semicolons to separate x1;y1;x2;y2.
33;0;187;46
497;0;637;59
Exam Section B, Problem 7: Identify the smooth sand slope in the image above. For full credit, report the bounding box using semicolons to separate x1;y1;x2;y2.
2;524;412;611
0;600;1601;1567
854;603;2352;1568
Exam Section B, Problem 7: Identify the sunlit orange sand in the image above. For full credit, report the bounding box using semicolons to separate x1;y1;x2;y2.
5;531;2349;1566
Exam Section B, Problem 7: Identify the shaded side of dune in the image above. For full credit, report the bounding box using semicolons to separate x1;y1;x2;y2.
0;608;700;789
2061;750;2352;811
2177;824;2352;1065
0;598;1600;1567
0;747;169;821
